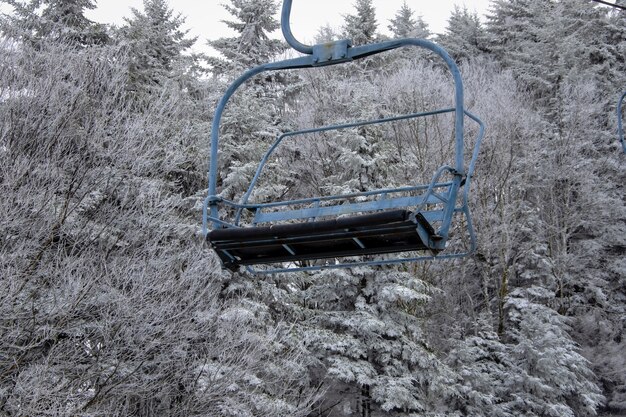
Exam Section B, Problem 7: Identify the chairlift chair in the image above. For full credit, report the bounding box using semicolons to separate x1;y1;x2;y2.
203;0;485;274
617;91;626;153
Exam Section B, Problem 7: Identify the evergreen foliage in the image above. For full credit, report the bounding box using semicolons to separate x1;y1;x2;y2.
388;1;430;39
503;291;604;416
342;0;378;45
206;0;291;207
119;0;200;94
208;0;285;74
0;0;107;45
315;23;339;43
437;5;488;63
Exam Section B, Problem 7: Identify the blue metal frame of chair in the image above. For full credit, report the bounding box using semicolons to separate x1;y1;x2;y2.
203;0;485;273
617;91;626;153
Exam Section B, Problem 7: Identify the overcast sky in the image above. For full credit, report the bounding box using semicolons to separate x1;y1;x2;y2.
85;0;492;54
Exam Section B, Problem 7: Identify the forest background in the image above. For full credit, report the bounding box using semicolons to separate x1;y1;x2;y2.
0;0;625;416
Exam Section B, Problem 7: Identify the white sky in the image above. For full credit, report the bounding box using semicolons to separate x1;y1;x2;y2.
85;0;493;54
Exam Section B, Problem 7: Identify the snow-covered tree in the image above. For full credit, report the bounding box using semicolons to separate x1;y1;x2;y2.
447;322;517;417
119;0;199;93
448;291;606;417
291;266;459;416
315;23;339;43
0;34;319;416
0;0;107;45
437;5;488;63
558;0;626;115
277;60;480;416
388;1;430;39
342;0;378;45
503;290;605;416
486;0;547;66
206;0;295;206
486;0;623;115
208;0;285;75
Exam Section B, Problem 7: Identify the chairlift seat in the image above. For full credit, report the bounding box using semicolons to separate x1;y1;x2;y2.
202;0;485;273
207;209;439;271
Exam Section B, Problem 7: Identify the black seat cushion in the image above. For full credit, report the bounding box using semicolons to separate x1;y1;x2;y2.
207;209;435;271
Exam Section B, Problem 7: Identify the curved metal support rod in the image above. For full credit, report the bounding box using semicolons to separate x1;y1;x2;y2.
281;0;313;54
219;183;451;211
458;110;485;256
618;91;625;153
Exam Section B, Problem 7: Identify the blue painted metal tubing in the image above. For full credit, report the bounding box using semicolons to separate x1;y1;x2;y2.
618;91;626;153
281;0;313;54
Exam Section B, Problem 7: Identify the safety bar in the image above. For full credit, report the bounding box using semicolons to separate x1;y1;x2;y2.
251;195;448;224
202;182;453;234
237;108;457;214
237;108;485;215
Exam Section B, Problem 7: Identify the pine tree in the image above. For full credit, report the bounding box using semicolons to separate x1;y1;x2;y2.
205;0;302;209
482;4;626;411
343;0;378;45
388;1;430;39
39;0;107;44
0;0;107;45
388;1;415;38
120;0;198;93
315;23;339;43
208;0;285;74
278;61;490;415
486;0;544;64
437;5;488;63
486;0;623;114
503;290;605;416
293;267;459;416
383;3;430;65
558;0;626;114
447;321;517;417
